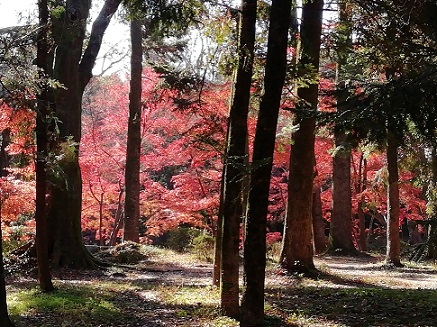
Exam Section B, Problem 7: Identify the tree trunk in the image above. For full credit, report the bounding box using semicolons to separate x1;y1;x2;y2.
280;0;324;276
385;130;402;267
219;0;257;319
213;171;224;286
328;128;355;253
327;0;356;255
0;129;10;177
124;19;143;243
357;155;367;251
312;181;326;254
241;0;292;325
35;0;54;292
426;146;437;258
0;216;14;326
46;0;122;268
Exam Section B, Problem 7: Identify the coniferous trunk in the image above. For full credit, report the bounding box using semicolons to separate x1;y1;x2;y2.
219;0;257;319
241;0;292;325
0;214;14;327
35;0;54;291
327;0;355;255
46;0;122;268
124;19;143;243
329;127;355;253
385;130;402;266
280;0;324;275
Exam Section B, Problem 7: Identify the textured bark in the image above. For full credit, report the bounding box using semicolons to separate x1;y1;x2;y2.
219;0;257;319
124;19;143;243
280;0;324;275
241;0;292;325
47;0;122;268
0;207;14;326
328;128;356;253
327;0;356;255
385;131;402;266
35;0;54;291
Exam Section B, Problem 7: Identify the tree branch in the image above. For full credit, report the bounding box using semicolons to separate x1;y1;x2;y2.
79;0;123;91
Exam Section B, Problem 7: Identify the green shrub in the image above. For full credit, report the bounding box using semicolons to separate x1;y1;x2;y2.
191;233;215;262
164;227;202;252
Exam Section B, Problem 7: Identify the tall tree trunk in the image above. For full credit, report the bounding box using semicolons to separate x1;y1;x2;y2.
47;0;122;268
0;206;15;327
327;0;355;255
124;19;143;243
219;0;257;319
385;130;402;266
241;1;292;325
328;127;355;253
35;0;54;292
280;0;324;275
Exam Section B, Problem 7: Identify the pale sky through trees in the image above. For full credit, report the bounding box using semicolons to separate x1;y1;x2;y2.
0;0;130;76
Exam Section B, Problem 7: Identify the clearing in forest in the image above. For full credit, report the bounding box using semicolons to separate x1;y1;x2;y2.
6;248;437;327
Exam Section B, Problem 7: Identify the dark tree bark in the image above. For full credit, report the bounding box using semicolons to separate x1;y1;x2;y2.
280;0;324;275
0;211;15;326
35;0;54;292
46;0;123;268
219;0;257;319
241;0;292;325
0;129;10;177
124;19;143;243
385;130;402;267
426;146;437;258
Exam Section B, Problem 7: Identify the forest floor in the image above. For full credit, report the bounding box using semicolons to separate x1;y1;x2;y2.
6;245;437;327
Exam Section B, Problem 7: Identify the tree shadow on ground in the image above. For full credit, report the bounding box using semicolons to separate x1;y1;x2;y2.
266;272;437;327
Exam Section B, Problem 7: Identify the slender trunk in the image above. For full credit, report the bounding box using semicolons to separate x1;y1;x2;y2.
385;130;402;266
35;0;54;292
241;1;292;325
213;172;224;286
0;129;10;177
220;0;257;319
312;181;326;253
280;0;324;275
0;208;15;326
358;155;367;251
109;186;124;246
426;146;437;258
124;19;143;243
